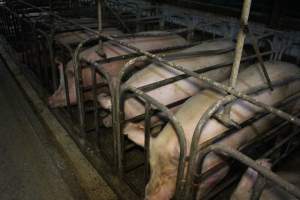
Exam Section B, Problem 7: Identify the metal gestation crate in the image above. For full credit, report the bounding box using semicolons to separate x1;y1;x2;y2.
1;0;300;199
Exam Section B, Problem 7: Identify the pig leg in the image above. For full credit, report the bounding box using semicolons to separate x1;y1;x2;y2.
230;159;272;200
145;151;178;200
48;61;66;107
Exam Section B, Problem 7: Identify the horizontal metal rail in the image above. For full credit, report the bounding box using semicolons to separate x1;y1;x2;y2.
14;2;299;129
184;77;300;199
120;84;187;198
198;144;300;199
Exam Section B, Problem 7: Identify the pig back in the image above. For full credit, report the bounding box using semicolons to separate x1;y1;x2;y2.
148;61;300;199
80;31;188;63
123;39;236;120
156;62;300;153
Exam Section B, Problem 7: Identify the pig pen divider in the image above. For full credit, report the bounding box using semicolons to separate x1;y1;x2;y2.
14;2;292;130
118;84;188;198
184;79;300;199
0;3;58;91
115;66;300;199
112;47;273;169
3;0;300;198
73;35;227;164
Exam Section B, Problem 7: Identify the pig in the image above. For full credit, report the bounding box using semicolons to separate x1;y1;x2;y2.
99;39;236;146
145;61;300;200
48;31;188;107
231;158;300;200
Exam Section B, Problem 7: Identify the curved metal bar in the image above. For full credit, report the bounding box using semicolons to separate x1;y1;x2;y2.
183;95;235;199
15;0;300;127
184;77;300;199
83;60;117;166
200;144;300;199
54;40;77;112
120;84;187;198
73;37;91;138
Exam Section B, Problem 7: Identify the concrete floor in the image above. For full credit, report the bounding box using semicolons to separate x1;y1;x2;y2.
0;61;86;200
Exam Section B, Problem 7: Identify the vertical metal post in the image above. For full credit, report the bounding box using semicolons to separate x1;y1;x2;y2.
92;68;100;150
144;102;152;185
49;29;57;91
229;0;252;88
97;0;104;54
223;0;252;120
112;78;122;174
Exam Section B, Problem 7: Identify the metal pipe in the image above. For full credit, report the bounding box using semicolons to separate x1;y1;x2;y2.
14;2;297;130
121;85;187;198
184;77;300;199
74;42;86;138
229;0;252;88
203;145;300;199
97;0;103;54
222;0;253;123
120;55;300;127
184;95;234;199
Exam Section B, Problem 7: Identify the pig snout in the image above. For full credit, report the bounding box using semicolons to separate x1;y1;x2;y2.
97;93;112;110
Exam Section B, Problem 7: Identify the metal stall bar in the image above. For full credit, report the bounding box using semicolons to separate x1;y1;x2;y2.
116;51;273;125
72;34;237;164
1;4;56;90
198;144;300;199
184;77;300;199
223;0;273;124
12;3;293;131
13;1;300;197
120;84;187;198
229;0;252;88
97;0;104;54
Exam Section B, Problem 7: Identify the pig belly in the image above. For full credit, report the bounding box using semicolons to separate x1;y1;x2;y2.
146;61;300;200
